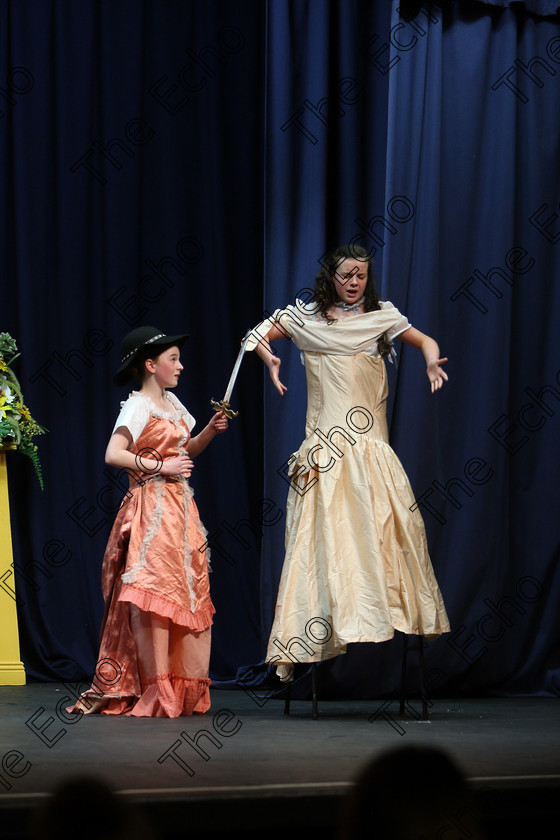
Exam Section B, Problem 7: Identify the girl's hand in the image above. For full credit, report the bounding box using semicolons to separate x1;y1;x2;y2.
209;411;229;434
159;454;194;477
268;356;287;396
427;358;449;393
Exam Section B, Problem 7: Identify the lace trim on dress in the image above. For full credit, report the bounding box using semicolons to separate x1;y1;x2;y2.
125;391;196;431
172;415;189;452
121;476;167;584
196;494;212;573
180;477;197;612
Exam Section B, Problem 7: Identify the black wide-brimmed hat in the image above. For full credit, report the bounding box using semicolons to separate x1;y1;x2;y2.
113;326;190;386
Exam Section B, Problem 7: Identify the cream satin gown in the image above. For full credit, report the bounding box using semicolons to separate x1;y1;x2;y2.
249;301;450;677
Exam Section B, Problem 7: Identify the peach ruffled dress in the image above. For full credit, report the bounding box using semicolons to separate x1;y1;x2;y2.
70;391;214;717
248;301;450;679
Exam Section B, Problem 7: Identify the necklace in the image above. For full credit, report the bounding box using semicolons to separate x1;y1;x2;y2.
335;295;365;313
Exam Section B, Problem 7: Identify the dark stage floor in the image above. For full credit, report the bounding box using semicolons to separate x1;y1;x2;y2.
1;684;559;839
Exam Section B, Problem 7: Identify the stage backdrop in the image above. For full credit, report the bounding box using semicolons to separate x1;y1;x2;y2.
1;0;559;699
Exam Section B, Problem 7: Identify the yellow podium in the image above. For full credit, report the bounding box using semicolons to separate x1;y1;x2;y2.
0;446;26;684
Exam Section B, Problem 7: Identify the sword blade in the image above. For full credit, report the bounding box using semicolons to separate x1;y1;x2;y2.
223;329;252;403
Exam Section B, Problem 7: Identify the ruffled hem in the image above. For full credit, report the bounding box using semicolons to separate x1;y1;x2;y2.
119;583;215;631
67;675;211;718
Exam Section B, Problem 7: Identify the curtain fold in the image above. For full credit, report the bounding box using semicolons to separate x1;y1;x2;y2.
380;0;560;696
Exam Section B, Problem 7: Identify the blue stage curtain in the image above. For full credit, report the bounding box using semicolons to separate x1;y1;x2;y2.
2;0;559;699
1;0;267;682
472;0;560;16
257;0;560;699
370;0;560;697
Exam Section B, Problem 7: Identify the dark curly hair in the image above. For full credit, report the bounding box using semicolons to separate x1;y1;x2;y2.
312;244;392;356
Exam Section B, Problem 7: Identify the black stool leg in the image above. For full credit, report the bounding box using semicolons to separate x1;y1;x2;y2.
283;678;291;715
400;634;429;720
283;664;318;718
399;633;409;714
311;662;318;720
418;637;428;720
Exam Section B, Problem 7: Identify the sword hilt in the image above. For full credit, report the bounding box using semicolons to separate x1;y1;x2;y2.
210;398;239;419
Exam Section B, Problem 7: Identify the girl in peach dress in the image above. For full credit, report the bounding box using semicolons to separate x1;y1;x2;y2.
247;246;450;679
70;326;227;716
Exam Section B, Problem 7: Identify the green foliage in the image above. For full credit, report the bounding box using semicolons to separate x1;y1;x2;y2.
0;332;47;489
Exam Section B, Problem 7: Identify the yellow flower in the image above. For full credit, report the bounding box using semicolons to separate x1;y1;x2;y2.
16;402;32;422
0;333;47;488
0;392;14;419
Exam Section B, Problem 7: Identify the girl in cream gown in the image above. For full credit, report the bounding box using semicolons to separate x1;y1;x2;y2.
248;246;450;679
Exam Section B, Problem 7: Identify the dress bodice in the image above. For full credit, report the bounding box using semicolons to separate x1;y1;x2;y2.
131;413;191;463
114;391;194;480
302;351;389;445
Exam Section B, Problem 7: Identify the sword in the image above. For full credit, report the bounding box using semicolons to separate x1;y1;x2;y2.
211;329;253;418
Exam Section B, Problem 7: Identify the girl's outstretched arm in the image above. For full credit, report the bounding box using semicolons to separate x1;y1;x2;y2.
255;324;288;396
398;327;448;393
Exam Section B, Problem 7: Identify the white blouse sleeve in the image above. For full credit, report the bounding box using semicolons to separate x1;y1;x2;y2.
112;395;151;443
382;300;411;340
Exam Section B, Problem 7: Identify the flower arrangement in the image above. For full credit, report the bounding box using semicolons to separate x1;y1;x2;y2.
0;332;47;489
